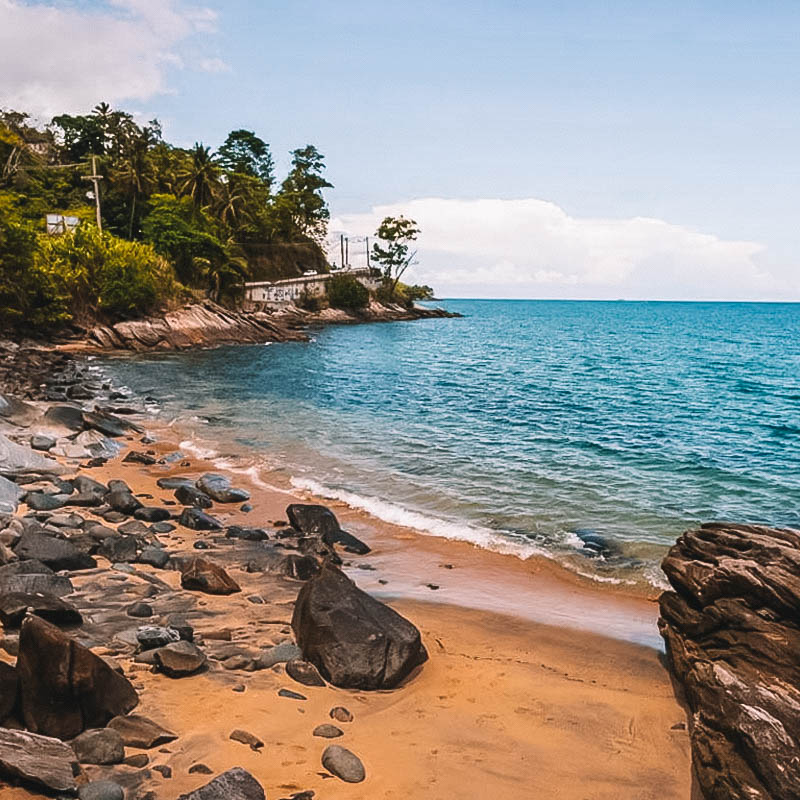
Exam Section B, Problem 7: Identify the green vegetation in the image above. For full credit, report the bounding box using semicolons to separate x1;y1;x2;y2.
370;215;431;306
0;104;333;331
327;273;369;310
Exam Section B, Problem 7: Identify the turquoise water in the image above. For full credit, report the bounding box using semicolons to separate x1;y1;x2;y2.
101;300;800;587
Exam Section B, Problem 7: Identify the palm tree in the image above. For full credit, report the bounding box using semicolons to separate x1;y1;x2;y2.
179;144;221;209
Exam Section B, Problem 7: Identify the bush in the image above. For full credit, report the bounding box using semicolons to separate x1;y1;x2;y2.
327;273;369;310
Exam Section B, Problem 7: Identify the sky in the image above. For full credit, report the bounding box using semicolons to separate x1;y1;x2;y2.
1;0;799;300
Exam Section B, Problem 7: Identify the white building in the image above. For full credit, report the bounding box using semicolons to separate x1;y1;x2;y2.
244;268;382;308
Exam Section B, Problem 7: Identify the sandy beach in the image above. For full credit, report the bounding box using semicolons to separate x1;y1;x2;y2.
1;417;694;799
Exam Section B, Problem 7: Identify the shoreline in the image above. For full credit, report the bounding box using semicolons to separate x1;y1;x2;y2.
0;339;695;799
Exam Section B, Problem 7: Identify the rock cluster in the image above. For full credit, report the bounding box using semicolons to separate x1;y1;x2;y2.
658;522;800;800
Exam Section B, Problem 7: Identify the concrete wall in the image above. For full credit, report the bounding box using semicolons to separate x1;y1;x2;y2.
244;269;381;308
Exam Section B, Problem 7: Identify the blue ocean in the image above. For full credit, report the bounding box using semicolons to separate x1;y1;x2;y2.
100;300;800;587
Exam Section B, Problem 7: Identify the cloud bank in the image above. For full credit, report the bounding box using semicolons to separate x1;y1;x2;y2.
332;198;783;301
0;0;222;118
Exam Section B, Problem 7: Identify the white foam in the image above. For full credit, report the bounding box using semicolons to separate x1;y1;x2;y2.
290;477;549;560
178;439;219;461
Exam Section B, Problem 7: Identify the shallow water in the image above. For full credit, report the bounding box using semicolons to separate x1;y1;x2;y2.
99;299;800;588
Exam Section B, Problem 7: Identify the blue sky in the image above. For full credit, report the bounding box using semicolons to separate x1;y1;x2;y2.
2;0;799;298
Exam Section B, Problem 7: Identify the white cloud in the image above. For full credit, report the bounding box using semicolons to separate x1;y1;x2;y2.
332;198;786;300
0;0;219;118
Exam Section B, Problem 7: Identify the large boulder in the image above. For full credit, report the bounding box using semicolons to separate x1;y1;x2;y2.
0;394;39;428
0;560;74;597
181;557;240;595
13;529;96;571
0;475;24;514
0;434;67;477
0;661;18;722
0;591;82;627
291;564;427;689
287;503;370;554
179;507;223;531
177;767;265;800
17;615;138;739
658;523;800;800
196;473;250;504
154;641;207;677
107;713;177;748
0;728;78;794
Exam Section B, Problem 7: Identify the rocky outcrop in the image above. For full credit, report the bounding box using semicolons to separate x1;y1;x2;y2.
292;564;427;689
89;301;308;351
0;728;78;794
17;615;139;739
658;522;800;800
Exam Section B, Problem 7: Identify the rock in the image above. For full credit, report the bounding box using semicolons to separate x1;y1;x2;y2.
107;714;177;748
0;475;24;514
107;487;142;514
30;434;56;451
329;706;353;723
42;404;85;434
73;430;122;460
118;519;148;536
178;507;223;531
154;641;207;677
83;409;142;438
292;564;427;689
24;491;69;511
0;727;78;793
286;659;325;687
156;477;195;491
14;529;97;571
71;727;125;764
98;535;139;563
226;525;269;541
153;764;172;778
313;724;343;738
658;522;800;800
137;626;181;650
240;503;253;513
122;451;156;465
175;485;213;508
229;729;263;750
71;475;109;502
188;763;213;774
17;615;138;739
151;521;175;533
283;554;321;581
321;744;366;783
0;591;82;627
255;642;302;669
78;780;125;800
0;661;18;722
287;503;370;554
180;557;240;594
0;394;39;428
278;688;306;700
134;506;171;523
127;602;153;618
124;753;149;767
138;546;169;568
196;473;250;504
176;766;266;800
0;561;73;597
0;434;67;477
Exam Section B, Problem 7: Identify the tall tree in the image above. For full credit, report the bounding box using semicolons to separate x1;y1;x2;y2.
277;145;332;242
179;144;221;209
217;130;274;187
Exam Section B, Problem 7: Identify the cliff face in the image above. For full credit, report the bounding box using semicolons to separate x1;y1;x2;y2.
658;522;800;800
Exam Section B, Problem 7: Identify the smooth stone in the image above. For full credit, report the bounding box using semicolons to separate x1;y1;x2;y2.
330;706;353;723
229;729;264;750
313;724;343;738
30;435;56;452
321;744;366;783
138;546;169;569
71;727;125;765
175;485;213;509
134;506;171;523
108;714;177;748
78;780;124;800
196;473;250;504
154;641;207;677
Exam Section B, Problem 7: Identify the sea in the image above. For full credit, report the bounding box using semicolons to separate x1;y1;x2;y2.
98;299;800;590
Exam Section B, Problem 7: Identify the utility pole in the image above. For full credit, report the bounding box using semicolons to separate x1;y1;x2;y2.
366;236;370;269
345;236;349;268
82;154;103;232
340;234;345;270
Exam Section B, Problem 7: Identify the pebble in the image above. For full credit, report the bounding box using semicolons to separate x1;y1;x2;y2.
329;706;354;723
152;764;172;778
321;745;366;783
313;724;343;739
188;763;213;775
229;729;264;751
278;688;307;700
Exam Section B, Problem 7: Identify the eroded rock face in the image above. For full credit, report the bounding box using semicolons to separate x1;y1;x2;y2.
17;615;138;739
0;728;78;794
292;564;427;689
658;522;800;800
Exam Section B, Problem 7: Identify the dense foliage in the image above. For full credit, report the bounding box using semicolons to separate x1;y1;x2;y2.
0;104;334;331
327;273;369;309
370;216;421;302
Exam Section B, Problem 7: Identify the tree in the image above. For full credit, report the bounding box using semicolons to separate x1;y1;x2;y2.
179;143;221;209
217;130;274;187
277;145;332;242
370;215;420;299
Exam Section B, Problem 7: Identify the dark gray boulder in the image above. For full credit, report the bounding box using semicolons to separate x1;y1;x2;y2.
179;507;223;531
0;661;18;722
154;641;207;677
196;473;250;504
78;780;125;800
0;434;67;477
0;560;73;597
0;728;78;794
14;529;97;571
0;591;82;627
177;767;265;800
24;491;69;511
17;614;138;739
175;485;213;508
83;409;142;438
134;506;171;522
30;435;56;451
107;487;142;514
138;545;169;568
98;535;138;563
287;503;370;555
226;525;268;541
292;564;427;689
659;522;800;800
43;404;85;433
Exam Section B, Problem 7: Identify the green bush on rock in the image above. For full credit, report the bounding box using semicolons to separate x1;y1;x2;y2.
327;273;369;310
